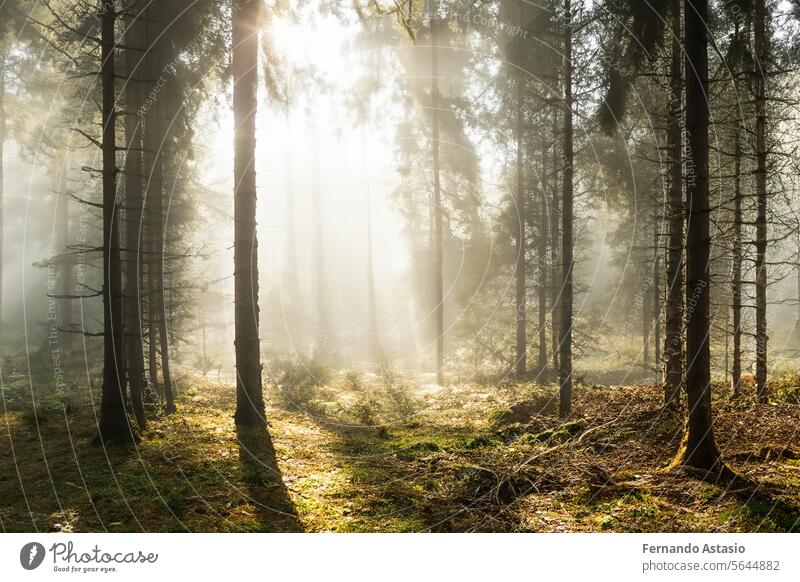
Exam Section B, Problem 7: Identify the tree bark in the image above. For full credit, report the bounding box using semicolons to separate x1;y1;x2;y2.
653;216;661;383
232;0;265;426
54;150;73;351
0;52;5;335
142;4;174;413
550;109;561;377
430;0;445;384
754;0;768;403
515;69;527;376
731;74;743;397
538;147;549;376
96;0;134;445
671;0;725;474
663;0;684;406
123;8;147;430
558;0;574;418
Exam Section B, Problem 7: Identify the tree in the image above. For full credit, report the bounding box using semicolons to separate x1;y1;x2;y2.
430;0;445;384
123;0;147;430
558;0;575;417
96;0;135;444
753;0;769;402
232;0;266;427
670;0;725;473
664;0;684;406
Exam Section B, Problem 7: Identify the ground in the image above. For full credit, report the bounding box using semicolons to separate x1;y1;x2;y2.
1;368;799;532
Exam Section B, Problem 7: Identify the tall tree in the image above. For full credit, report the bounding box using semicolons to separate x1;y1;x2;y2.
430;0;445;384
123;3;147;430
232;0;266;427
95;0;135;444
671;0;725;473
664;0;684;405
753;0;769;402
558;0;575;417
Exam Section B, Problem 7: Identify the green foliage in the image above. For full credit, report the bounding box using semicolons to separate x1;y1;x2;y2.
276;359;332;409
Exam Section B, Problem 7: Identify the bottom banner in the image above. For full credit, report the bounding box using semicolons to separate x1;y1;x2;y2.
0;533;796;581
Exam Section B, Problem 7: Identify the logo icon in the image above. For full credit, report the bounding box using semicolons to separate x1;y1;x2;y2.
20;542;46;570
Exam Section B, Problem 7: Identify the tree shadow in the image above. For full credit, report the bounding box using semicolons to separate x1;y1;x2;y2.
235;425;303;532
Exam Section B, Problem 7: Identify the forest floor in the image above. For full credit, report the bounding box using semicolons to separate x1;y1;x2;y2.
1;368;800;532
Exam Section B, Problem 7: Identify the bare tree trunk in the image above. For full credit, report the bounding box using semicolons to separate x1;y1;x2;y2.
653;216;661;383
0;52;5;335
96;0;134;444
663;0;684;406
538;149;549;376
142;5;174;413
54;150;73;351
364;138;384;363
430;0;445;384
643;272;650;368
550;110;561;377
310;121;329;358
731;78;743;397
232;0;265;427
754;0;768;403
558;0;574;418
123;8;147;430
671;0;725;474
515;69;527;376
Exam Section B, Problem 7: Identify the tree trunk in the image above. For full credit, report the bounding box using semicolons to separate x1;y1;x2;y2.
550;109;561;377
671;0;725;474
663;0;684;406
96;0;134;445
754;0;768;403
0;52;5;335
364;133;384;363
515;69;527;376
142;5;174;413
643;275;650;368
731;70;743;397
232;0;265;427
538;148;549;376
653;215;661;383
54;150;73;350
123;9;147;430
430;1;445;384
311;121;329;359
558;0;574;418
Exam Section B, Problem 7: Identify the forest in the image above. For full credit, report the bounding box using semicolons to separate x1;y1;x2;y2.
0;0;799;533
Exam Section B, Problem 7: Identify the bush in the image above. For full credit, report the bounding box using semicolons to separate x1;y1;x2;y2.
276;358;331;409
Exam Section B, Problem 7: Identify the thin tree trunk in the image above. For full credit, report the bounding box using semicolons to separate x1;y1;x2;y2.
430;0;445;384
311;121;329;358
754;0;768;403
558;0;574;418
123;8;147;430
643;273;650;368
54;150;73;351
232;0;265;427
653;215;661;383
142;5;174;413
731;80;743;397
550;109;561;377
96;0;134;444
364;132;384;363
663;0;684;406
538;148;549;376
671;0;725;474
0;52;5;335
515;69;527;376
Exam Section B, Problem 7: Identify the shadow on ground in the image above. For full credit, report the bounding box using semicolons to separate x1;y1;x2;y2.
236;425;303;532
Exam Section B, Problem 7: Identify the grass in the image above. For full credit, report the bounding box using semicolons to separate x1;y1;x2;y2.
1;373;799;532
